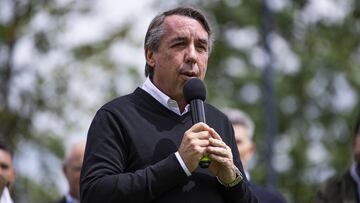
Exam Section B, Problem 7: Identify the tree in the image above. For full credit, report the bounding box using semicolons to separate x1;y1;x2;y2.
0;0;140;202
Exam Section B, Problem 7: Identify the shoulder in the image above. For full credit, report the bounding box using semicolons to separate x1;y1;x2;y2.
320;170;354;191
101;89;139;110
97;88;149;116
316;169;356;201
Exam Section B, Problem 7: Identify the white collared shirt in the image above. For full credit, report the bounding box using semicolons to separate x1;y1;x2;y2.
0;187;13;203
142;77;189;115
141;77;191;176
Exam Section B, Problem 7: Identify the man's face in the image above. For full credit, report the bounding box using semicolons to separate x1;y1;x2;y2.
146;15;209;104
63;143;85;200
0;149;16;187
233;124;255;170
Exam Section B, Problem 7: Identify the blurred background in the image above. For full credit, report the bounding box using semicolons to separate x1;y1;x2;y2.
1;0;359;202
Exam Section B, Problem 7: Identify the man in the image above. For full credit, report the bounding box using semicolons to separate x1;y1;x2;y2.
222;108;287;203
54;141;85;203
80;6;257;203
0;141;16;203
316;113;360;203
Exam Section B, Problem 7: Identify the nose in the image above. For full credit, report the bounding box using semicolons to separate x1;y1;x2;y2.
185;44;197;64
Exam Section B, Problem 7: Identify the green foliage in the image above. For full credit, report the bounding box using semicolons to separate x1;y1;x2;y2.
13;176;61;203
0;0;139;201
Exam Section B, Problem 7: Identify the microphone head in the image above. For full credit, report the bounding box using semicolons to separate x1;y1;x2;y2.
183;78;207;103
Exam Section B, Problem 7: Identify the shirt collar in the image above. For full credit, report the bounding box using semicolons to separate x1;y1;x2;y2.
0;187;14;203
141;77;189;116
245;170;251;181
351;163;360;182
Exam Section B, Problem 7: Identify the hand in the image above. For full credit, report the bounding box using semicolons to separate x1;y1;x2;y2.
178;122;212;172
206;129;236;184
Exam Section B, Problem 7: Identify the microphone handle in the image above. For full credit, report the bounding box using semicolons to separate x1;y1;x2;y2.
190;100;211;168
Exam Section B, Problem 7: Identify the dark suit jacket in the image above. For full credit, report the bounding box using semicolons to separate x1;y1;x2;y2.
250;182;287;203
316;169;358;203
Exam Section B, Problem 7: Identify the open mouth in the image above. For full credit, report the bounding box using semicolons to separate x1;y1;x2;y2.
182;72;197;78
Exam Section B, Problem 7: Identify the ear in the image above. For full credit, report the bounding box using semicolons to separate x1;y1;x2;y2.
145;48;156;67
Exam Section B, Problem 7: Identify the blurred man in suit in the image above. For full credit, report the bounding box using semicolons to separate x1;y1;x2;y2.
223;108;287;203
316;112;360;203
54;141;85;203
0;140;16;203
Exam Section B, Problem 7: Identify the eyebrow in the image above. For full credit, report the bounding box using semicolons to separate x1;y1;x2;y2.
170;37;187;43
170;37;208;45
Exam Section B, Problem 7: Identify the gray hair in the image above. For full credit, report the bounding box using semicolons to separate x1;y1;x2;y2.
144;6;214;78
222;108;255;139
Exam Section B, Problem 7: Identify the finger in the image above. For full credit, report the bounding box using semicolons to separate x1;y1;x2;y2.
185;131;211;141
192;139;210;147
196;131;212;140
187;122;212;133
208;153;230;164
207;145;230;157
209;128;222;140
209;138;227;148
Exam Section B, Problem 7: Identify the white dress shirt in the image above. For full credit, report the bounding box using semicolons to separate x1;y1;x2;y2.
0;187;13;203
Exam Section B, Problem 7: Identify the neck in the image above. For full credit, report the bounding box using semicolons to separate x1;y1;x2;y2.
177;99;187;113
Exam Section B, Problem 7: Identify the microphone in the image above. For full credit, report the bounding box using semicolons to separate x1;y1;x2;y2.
183;78;211;168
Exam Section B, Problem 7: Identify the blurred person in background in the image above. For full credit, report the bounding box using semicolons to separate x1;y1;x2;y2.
0;140;16;203
53;141;85;203
316;112;360;203
222;108;287;203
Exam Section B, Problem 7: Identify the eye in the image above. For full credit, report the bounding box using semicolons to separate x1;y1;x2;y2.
172;42;184;47
196;45;207;52
171;39;187;48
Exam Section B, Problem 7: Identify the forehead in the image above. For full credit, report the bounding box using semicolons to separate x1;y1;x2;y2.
162;15;208;39
233;125;251;139
0;149;13;164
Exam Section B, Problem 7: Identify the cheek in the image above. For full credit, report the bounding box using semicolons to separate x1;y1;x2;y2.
199;58;208;75
237;145;246;154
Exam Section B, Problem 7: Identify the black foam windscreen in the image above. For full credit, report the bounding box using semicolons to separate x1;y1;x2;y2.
183;78;207;103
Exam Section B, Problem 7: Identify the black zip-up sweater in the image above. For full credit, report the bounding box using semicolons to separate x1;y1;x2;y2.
80;88;258;203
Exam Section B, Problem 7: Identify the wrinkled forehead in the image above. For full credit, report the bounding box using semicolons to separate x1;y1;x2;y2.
163;15;209;37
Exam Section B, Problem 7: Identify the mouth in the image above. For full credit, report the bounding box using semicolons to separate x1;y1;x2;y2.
180;71;197;79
